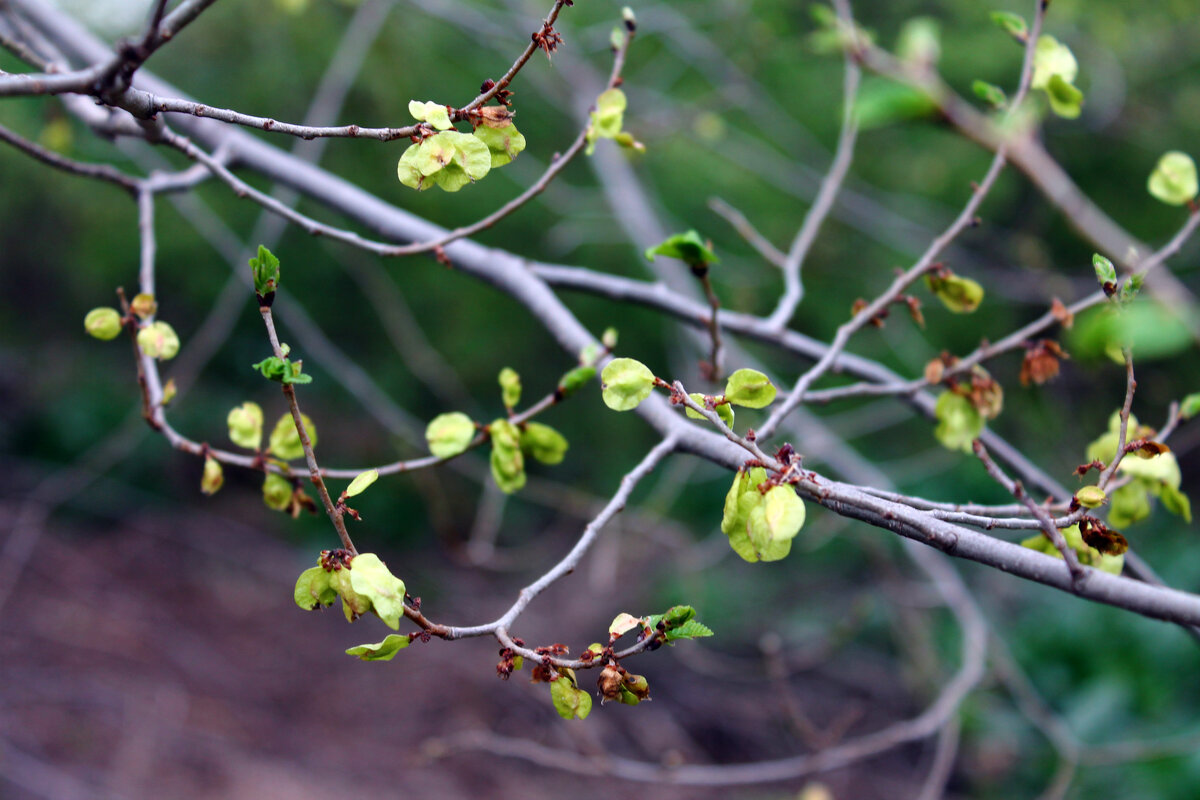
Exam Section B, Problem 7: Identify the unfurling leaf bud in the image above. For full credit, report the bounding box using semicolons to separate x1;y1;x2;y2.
622;6;636;31
130;293;157;320
601;327;619;350
137;321;180;360
249;244;281;301
1074;485;1107;508
84;307;123;340
201;456;224;496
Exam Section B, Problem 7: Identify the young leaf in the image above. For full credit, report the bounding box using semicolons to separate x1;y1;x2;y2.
407;100;453;131
227;401;264;450
425;412;476;458
472;122;527;168
489;419;527;493
268;412;317;461
1045;73;1083;119
585;88;628;155
550;676;593;720
346;634;412;661
600;358;655;411
1031;35;1078;91
1160;484;1192;523
1107;483;1150;528
200;456;224;496
345;469;379;498
925;271;984;313
1180;392;1200;420
519;422;568;465
1147;151;1199;206
934;392;984;453
558;365;596;397
609;612;643;637
498;367;521;410
84;307;123;340
294;566;336;610
263;473;293;511
127;292;157;320
665;619;714;641
685;394;735;427
989;10;1027;41
644;230;719;268
972;80;1007;109
137;321;180;360
1092;253;1117;287
346;553;407;630
724;368;777;409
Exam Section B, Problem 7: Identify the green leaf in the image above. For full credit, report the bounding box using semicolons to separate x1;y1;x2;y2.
600;358;655;411
853;77;937;130
972;80;1007;109
347;553;407;630
1045;73;1083;119
249;244;280;297
925;271;984;313
724;369;777;409
294;566;335;610
407;100;453;130
644;230;719;268
268;412;317;461
550;676;593;720
989;11;1027;42
346;634;412;661
263;473;292;511
498;367;522;409
425;412;476;458
934;392;984;453
489;419;526;493
558;365;596;397
1147;151;1199;206
1031;35;1077;91
1180;392;1200;420
252;355;311;385
472;122;527;168
227;401;264;450
137;321;180;360
519;422;568;465
685;394;735;427
1160;484;1192;523
346;469;379;498
84;307;123;340
1093;253;1117;287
